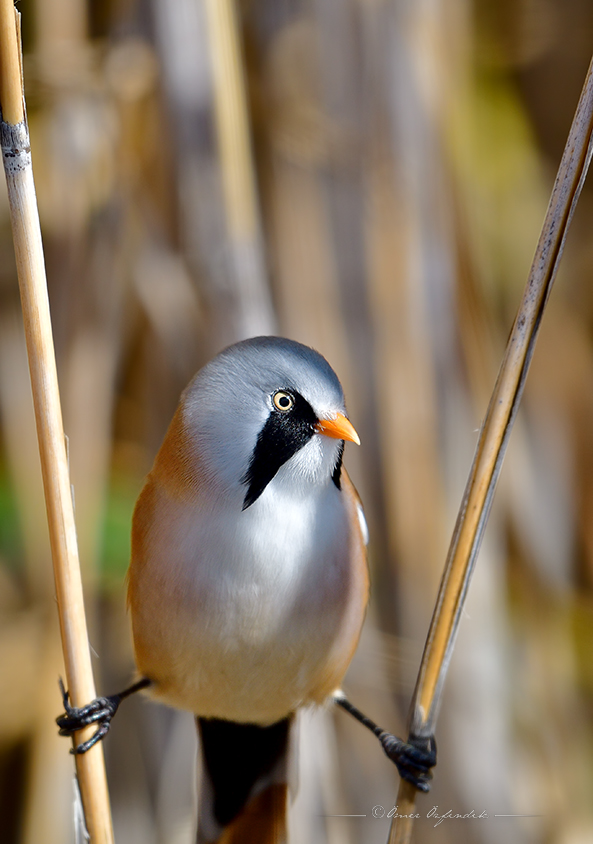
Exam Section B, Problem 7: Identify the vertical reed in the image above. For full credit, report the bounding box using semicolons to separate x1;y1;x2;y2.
0;3;113;842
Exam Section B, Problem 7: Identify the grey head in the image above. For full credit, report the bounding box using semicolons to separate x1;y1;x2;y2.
180;337;352;509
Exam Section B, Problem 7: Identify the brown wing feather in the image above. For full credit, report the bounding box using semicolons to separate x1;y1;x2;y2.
216;784;288;844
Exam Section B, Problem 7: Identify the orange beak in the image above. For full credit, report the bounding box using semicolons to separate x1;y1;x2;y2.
315;413;360;445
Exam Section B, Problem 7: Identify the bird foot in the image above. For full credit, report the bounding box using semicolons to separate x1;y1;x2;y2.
379;732;437;793
56;678;121;754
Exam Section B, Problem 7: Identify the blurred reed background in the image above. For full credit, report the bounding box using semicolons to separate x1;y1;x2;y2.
1;1;593;843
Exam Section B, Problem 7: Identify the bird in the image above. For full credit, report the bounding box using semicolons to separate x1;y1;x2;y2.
57;336;436;843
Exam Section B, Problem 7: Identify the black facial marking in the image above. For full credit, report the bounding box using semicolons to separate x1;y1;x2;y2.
241;390;318;509
332;440;344;489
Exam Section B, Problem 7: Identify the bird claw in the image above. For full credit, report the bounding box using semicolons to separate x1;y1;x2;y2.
56;678;121;754
379;732;437;793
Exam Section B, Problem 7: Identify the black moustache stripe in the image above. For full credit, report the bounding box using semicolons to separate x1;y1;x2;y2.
332;440;344;490
241;392;318;509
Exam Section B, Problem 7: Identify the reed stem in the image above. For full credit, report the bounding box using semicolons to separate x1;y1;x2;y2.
0;3;114;841
388;52;593;844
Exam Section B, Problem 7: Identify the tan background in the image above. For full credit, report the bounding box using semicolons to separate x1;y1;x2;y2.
1;1;593;843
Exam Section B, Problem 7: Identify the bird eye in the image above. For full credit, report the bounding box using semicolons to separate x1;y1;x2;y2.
273;390;294;412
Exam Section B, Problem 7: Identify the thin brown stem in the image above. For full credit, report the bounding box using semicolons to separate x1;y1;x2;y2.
388;53;593;844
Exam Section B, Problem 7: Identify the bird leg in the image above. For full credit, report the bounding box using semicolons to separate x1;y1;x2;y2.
333;693;436;792
56;677;152;754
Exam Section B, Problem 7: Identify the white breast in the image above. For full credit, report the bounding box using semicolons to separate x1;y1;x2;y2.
130;465;358;724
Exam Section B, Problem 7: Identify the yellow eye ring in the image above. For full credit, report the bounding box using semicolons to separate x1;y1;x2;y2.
273;390;294;412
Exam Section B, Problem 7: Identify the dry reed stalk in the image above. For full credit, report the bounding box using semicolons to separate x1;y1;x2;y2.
203;0;275;338
0;3;113;842
204;0;256;241
388;54;593;844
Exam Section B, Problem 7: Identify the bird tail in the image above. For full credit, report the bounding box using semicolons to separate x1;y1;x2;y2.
196;715;293;844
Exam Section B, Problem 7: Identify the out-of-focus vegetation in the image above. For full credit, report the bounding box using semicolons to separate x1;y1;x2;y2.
1;1;593;843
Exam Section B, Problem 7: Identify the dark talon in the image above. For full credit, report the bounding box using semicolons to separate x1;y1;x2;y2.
379;732;437;793
334;694;438;792
70;722;112;754
56;677;122;755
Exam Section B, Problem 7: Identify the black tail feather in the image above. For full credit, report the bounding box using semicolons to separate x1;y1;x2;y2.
197;716;291;829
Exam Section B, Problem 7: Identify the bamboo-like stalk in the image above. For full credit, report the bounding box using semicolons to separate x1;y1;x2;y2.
388;54;593;844
0;3;114;843
203;0;257;243
203;0;276;337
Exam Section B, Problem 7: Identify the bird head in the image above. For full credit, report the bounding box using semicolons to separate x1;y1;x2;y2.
179;336;359;510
